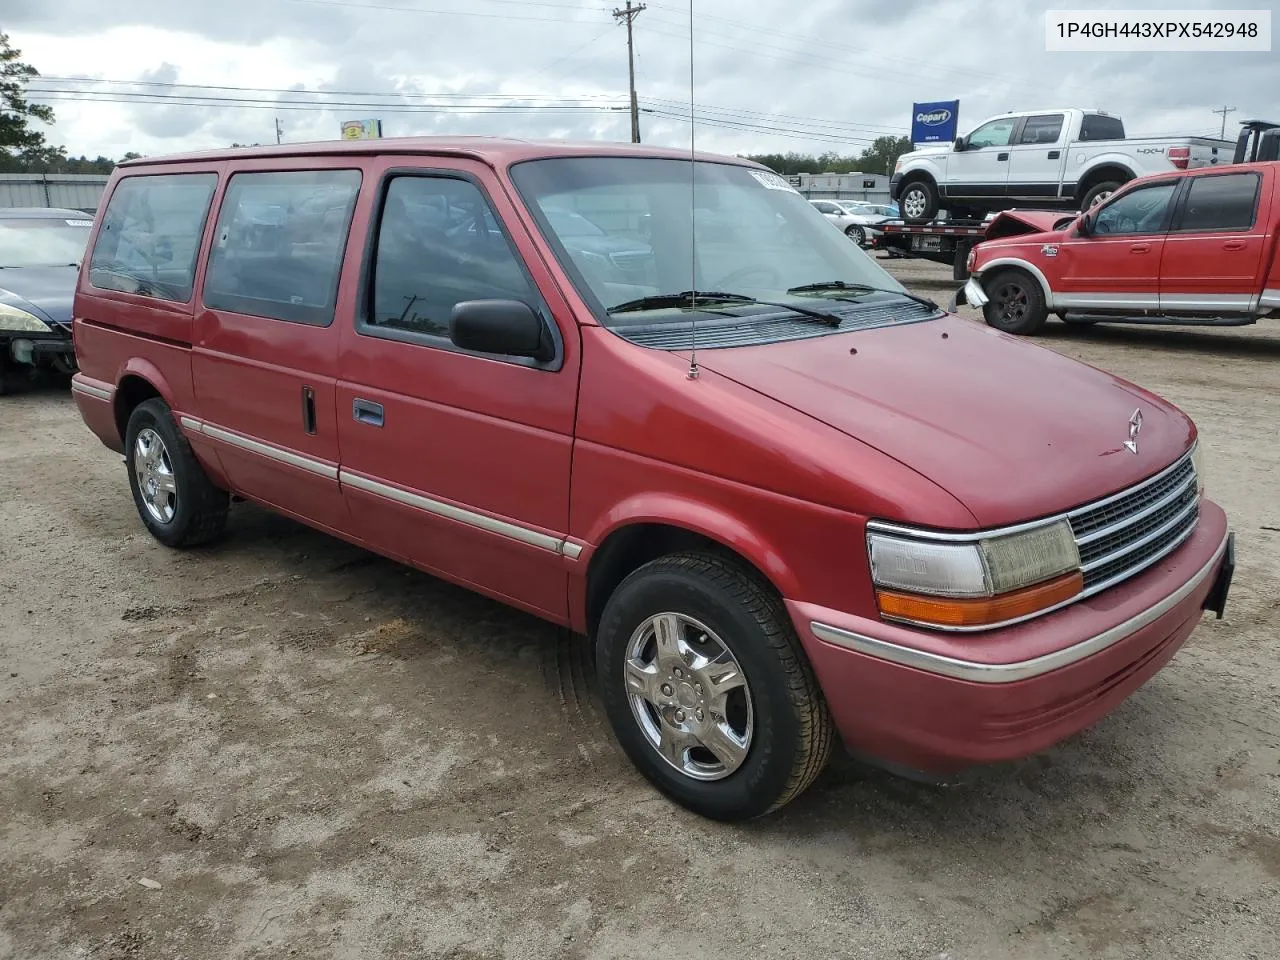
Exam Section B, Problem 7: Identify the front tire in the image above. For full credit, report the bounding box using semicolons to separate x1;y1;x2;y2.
845;224;866;245
982;268;1049;335
125;397;230;547
898;179;938;223
596;552;834;821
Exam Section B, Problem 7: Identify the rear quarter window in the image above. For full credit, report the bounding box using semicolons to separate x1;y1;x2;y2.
203;169;362;326
1079;115;1125;141
89;173;218;303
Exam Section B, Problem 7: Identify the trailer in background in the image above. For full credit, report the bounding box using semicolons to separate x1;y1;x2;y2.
0;174;110;215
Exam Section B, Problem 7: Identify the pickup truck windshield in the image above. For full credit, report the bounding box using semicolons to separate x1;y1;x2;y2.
508;157;913;337
0;217;93;269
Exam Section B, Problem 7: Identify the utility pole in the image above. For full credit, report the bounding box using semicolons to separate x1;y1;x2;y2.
1213;105;1237;139
612;0;646;143
275;117;283;144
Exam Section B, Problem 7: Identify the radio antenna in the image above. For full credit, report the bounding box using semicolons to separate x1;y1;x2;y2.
686;0;699;380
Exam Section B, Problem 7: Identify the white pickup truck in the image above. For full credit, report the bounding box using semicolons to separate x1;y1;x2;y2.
890;108;1233;223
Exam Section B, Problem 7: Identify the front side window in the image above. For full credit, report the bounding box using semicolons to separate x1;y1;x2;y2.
0;216;93;269
509;157;918;346
203;169;361;325
89;174;217;302
966;119;1016;149
366;175;538;339
1176;173;1260;232
1091;182;1178;236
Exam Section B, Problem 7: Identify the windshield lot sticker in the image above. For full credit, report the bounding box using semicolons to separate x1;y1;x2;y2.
749;170;801;193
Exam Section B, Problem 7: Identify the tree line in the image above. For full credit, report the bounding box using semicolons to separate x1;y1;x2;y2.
742;136;914;177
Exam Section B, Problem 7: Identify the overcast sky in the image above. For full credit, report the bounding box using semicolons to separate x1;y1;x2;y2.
6;0;1278;161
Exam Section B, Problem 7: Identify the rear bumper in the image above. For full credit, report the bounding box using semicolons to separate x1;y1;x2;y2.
787;501;1231;776
70;374;123;454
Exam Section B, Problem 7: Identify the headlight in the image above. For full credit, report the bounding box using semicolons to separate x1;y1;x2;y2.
1191;441;1206;495
0;303;52;333
867;520;1083;629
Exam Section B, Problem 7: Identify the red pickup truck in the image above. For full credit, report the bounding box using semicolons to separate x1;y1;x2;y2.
958;160;1280;335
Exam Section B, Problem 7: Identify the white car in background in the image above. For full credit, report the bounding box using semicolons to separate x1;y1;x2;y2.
809;199;893;247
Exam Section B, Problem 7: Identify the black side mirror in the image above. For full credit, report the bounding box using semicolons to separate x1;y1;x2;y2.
1075;213;1091;237
953;136;967;151
449;299;552;361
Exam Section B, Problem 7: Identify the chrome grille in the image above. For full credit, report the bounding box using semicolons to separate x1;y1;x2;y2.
1068;452;1200;595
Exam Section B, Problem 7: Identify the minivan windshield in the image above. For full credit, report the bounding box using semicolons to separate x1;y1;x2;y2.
0;216;93;269
508;157;912;332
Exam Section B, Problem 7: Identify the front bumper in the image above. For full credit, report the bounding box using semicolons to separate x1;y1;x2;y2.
787;501;1231;777
948;276;989;312
2;327;76;367
888;172;903;201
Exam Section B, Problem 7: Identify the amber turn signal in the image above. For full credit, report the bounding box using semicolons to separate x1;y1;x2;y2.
876;571;1084;629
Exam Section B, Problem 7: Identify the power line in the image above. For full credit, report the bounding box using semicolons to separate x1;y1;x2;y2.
28;90;627;115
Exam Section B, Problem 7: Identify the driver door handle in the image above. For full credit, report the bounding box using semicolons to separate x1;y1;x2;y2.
1129;243;1151;254
997;152;1010;161
353;398;384;427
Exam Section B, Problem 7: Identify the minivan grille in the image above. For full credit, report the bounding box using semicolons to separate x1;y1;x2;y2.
1067;453;1199;595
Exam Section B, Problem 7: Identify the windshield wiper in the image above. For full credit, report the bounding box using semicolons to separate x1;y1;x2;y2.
608;290;844;327
788;280;940;311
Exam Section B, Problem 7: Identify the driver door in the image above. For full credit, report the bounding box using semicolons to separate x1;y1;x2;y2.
945;117;1019;203
1053;180;1179;311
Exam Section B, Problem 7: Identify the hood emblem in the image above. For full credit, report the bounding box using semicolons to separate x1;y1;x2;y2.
1123;408;1143;454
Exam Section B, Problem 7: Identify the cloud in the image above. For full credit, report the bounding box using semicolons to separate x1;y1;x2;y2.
5;0;1277;160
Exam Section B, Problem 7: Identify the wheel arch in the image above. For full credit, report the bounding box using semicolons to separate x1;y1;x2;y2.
1074;163;1135;203
580;505;797;640
112;363;174;445
974;257;1057;310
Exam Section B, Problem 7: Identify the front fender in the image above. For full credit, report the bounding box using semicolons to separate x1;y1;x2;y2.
578;491;801;599
115;356;181;411
970;257;1057;310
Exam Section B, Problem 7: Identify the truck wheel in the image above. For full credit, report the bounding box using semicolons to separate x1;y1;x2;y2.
899;179;938;223
596;552;834;821
845;224;866;245
124;397;230;548
982;269;1048;335
1081;180;1122;210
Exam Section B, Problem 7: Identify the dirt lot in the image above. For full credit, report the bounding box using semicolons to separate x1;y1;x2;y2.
3;257;1279;960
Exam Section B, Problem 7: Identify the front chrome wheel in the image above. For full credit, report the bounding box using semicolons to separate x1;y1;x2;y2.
623;612;753;782
133;427;177;524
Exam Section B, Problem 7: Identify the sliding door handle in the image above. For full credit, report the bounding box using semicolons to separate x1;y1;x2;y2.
353;398;384;427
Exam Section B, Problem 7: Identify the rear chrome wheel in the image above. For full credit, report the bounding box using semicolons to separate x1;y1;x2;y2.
133;427;178;524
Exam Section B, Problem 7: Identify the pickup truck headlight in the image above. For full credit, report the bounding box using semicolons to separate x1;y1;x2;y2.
0;303;52;333
867;520;1083;629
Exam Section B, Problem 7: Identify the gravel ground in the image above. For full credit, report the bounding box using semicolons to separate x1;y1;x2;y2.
2;256;1278;960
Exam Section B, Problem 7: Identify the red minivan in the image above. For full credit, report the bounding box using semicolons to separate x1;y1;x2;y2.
70;139;1234;820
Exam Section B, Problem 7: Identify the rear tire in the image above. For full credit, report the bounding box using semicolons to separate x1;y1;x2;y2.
982;268;1049;335
1081;180;1123;211
596;552;834;821
845;224;866;245
124;397;230;548
898;179;938;223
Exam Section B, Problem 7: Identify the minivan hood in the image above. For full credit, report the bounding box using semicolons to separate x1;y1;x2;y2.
0;265;78;325
692;313;1193;528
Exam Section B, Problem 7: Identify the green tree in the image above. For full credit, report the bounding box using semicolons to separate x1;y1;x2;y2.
0;33;55;161
856;135;914;175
